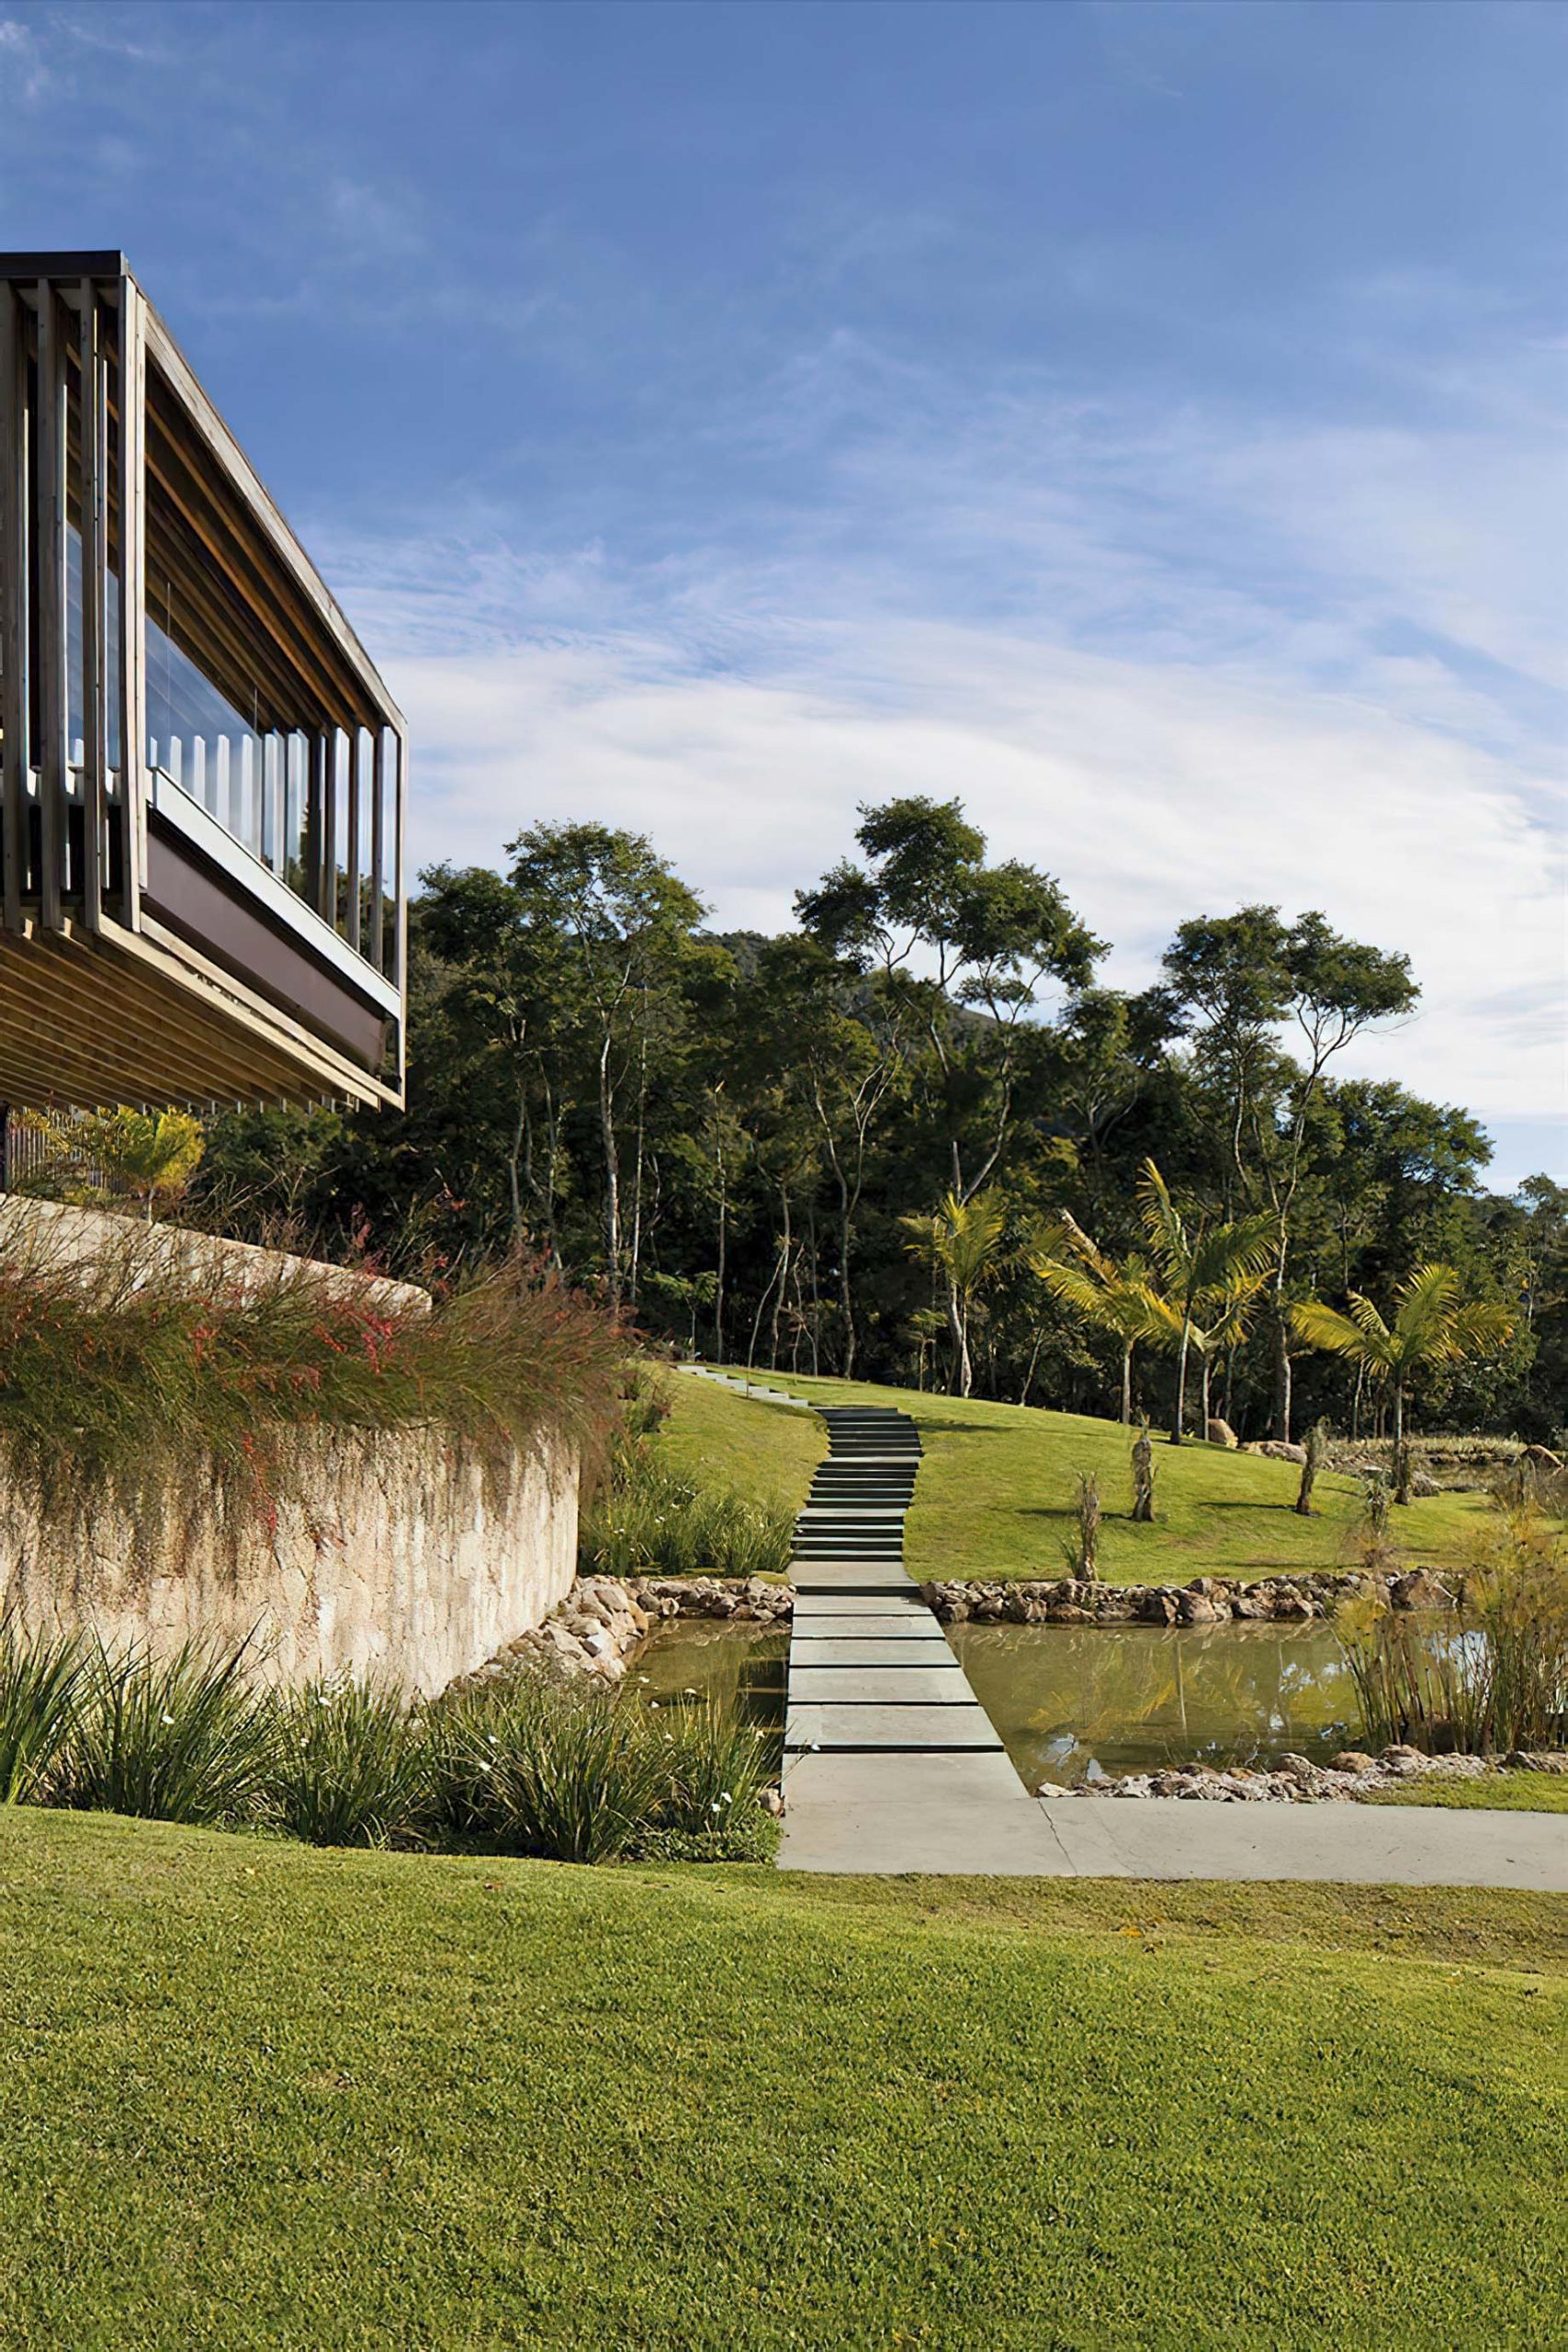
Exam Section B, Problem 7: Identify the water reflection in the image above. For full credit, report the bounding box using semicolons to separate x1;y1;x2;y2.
950;1621;1361;1786
625;1621;787;1754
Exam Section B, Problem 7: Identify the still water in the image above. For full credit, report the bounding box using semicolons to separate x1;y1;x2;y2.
950;1620;1359;1786
626;1615;1366;1788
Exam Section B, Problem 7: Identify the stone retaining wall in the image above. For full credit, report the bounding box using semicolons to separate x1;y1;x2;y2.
1;1426;581;1698
921;1567;1458;1626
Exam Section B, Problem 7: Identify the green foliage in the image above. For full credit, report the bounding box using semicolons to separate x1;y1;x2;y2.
0;1620;84;1804
22;1105;205;1218
579;1440;793;1578
53;1639;276;1826
428;1678;774;1865
0;1227;624;1532
1338;1496;1567;1755
265;1679;432;1849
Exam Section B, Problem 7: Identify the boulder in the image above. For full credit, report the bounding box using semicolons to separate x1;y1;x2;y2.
1391;1569;1450;1611
1329;1751;1376;1774
1247;1440;1308;1464
1206;1418;1238;1448
1178;1591;1221;1625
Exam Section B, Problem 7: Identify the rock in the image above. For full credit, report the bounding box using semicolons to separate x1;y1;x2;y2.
1391;1570;1450;1611
1505;1750;1568;1775
1206;1418;1238;1448
1408;1471;1441;1498
1380;1744;1427;1775
1521;1444;1564;1472
1247;1440;1308;1464
1178;1592;1221;1625
1139;1589;1180;1625
758;1786;784;1817
1048;1603;1091;1624
1329;1751;1376;1774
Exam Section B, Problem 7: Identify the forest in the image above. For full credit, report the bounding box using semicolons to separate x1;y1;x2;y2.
186;795;1563;1447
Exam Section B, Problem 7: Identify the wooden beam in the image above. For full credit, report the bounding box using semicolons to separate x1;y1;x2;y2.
35;283;67;931
78;279;107;929
344;723;361;953
0;283;28;930
115;275;145;930
369;724;386;975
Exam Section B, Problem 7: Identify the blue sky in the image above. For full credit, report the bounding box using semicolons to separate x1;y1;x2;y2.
3;0;1563;1185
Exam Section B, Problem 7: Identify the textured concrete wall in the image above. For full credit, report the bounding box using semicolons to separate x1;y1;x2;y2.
0;1428;581;1697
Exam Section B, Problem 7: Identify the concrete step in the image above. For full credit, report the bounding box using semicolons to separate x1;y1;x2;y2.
785;1701;1004;1752
788;1636;958;1666
789;1667;973;1703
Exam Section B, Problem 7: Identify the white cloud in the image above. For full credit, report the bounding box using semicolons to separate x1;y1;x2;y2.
384;613;1563;1129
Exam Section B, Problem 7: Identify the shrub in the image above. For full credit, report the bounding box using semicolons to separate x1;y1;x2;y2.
1339;1494;1567;1755
645;1698;774;1838
0;1227;625;1535
580;1444;792;1579
0;1618;84;1804
55;1638;276;1826
265;1679;431;1848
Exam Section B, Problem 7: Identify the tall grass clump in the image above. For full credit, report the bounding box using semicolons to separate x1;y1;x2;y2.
265;1679;431;1848
0;1618;84;1803
1339;1490;1567;1755
580;1443;792;1579
0;1225;625;1535
54;1638;276;1825
435;1679;665;1863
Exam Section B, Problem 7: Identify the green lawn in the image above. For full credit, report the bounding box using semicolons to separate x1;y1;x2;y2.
671;1367;1492;1586
657;1370;822;1510
1;1810;1564;2349
1366;1773;1568;1815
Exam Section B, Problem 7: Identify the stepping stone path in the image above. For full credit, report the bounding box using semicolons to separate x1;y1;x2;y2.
673;1367;1568;1884
785;1406;1005;1761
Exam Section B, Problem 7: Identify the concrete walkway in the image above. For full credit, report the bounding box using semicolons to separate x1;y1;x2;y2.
677;1367;1568;1890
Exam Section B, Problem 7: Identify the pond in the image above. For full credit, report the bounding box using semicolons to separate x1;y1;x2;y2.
949;1619;1361;1786
624;1612;1472;1789
625;1620;787;1754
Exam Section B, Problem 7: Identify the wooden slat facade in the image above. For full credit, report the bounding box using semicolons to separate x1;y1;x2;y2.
0;253;407;1114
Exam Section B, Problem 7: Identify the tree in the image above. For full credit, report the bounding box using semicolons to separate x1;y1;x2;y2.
798;796;1101;1203
899;1190;1009;1397
37;1107;205;1222
1163;906;1417;1437
1026;1213;1163;1423
1291;1266;1517;1502
1135;1162;1277;1444
506;824;709;1309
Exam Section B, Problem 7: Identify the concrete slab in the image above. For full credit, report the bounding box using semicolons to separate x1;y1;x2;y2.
780;1751;1057;1874
787;1637;957;1665
785;1702;1004;1751
1037;1796;1568;1890
788;1596;929;1621
788;1666;972;1703
790;1566;915;1592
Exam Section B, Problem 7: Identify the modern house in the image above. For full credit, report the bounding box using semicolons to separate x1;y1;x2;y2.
0;252;406;1114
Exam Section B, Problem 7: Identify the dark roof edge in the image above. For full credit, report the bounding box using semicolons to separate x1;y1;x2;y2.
0;252;131;282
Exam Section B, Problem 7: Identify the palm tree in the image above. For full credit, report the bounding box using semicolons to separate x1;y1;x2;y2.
32;1106;205;1222
899;1190;1008;1397
1290;1265;1517;1503
1139;1268;1269;1438
1026;1213;1164;1423
1136;1162;1277;1444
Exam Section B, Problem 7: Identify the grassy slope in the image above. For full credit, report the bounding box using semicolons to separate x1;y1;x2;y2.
2;1810;1564;2351
1367;1773;1568;1815
675;1368;1490;1585
657;1373;821;1510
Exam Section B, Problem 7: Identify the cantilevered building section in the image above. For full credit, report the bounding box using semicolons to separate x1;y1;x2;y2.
0;253;406;1110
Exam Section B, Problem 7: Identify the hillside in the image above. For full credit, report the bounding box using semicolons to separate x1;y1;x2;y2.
665;1369;1494;1584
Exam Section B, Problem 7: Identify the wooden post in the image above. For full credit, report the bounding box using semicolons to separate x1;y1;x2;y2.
369;723;386;975
35;281;68;932
114;273;146;931
344;721;361;952
79;277;108;930
0;283;28;931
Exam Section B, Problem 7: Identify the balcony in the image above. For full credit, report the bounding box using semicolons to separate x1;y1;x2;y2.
0;253;406;1110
